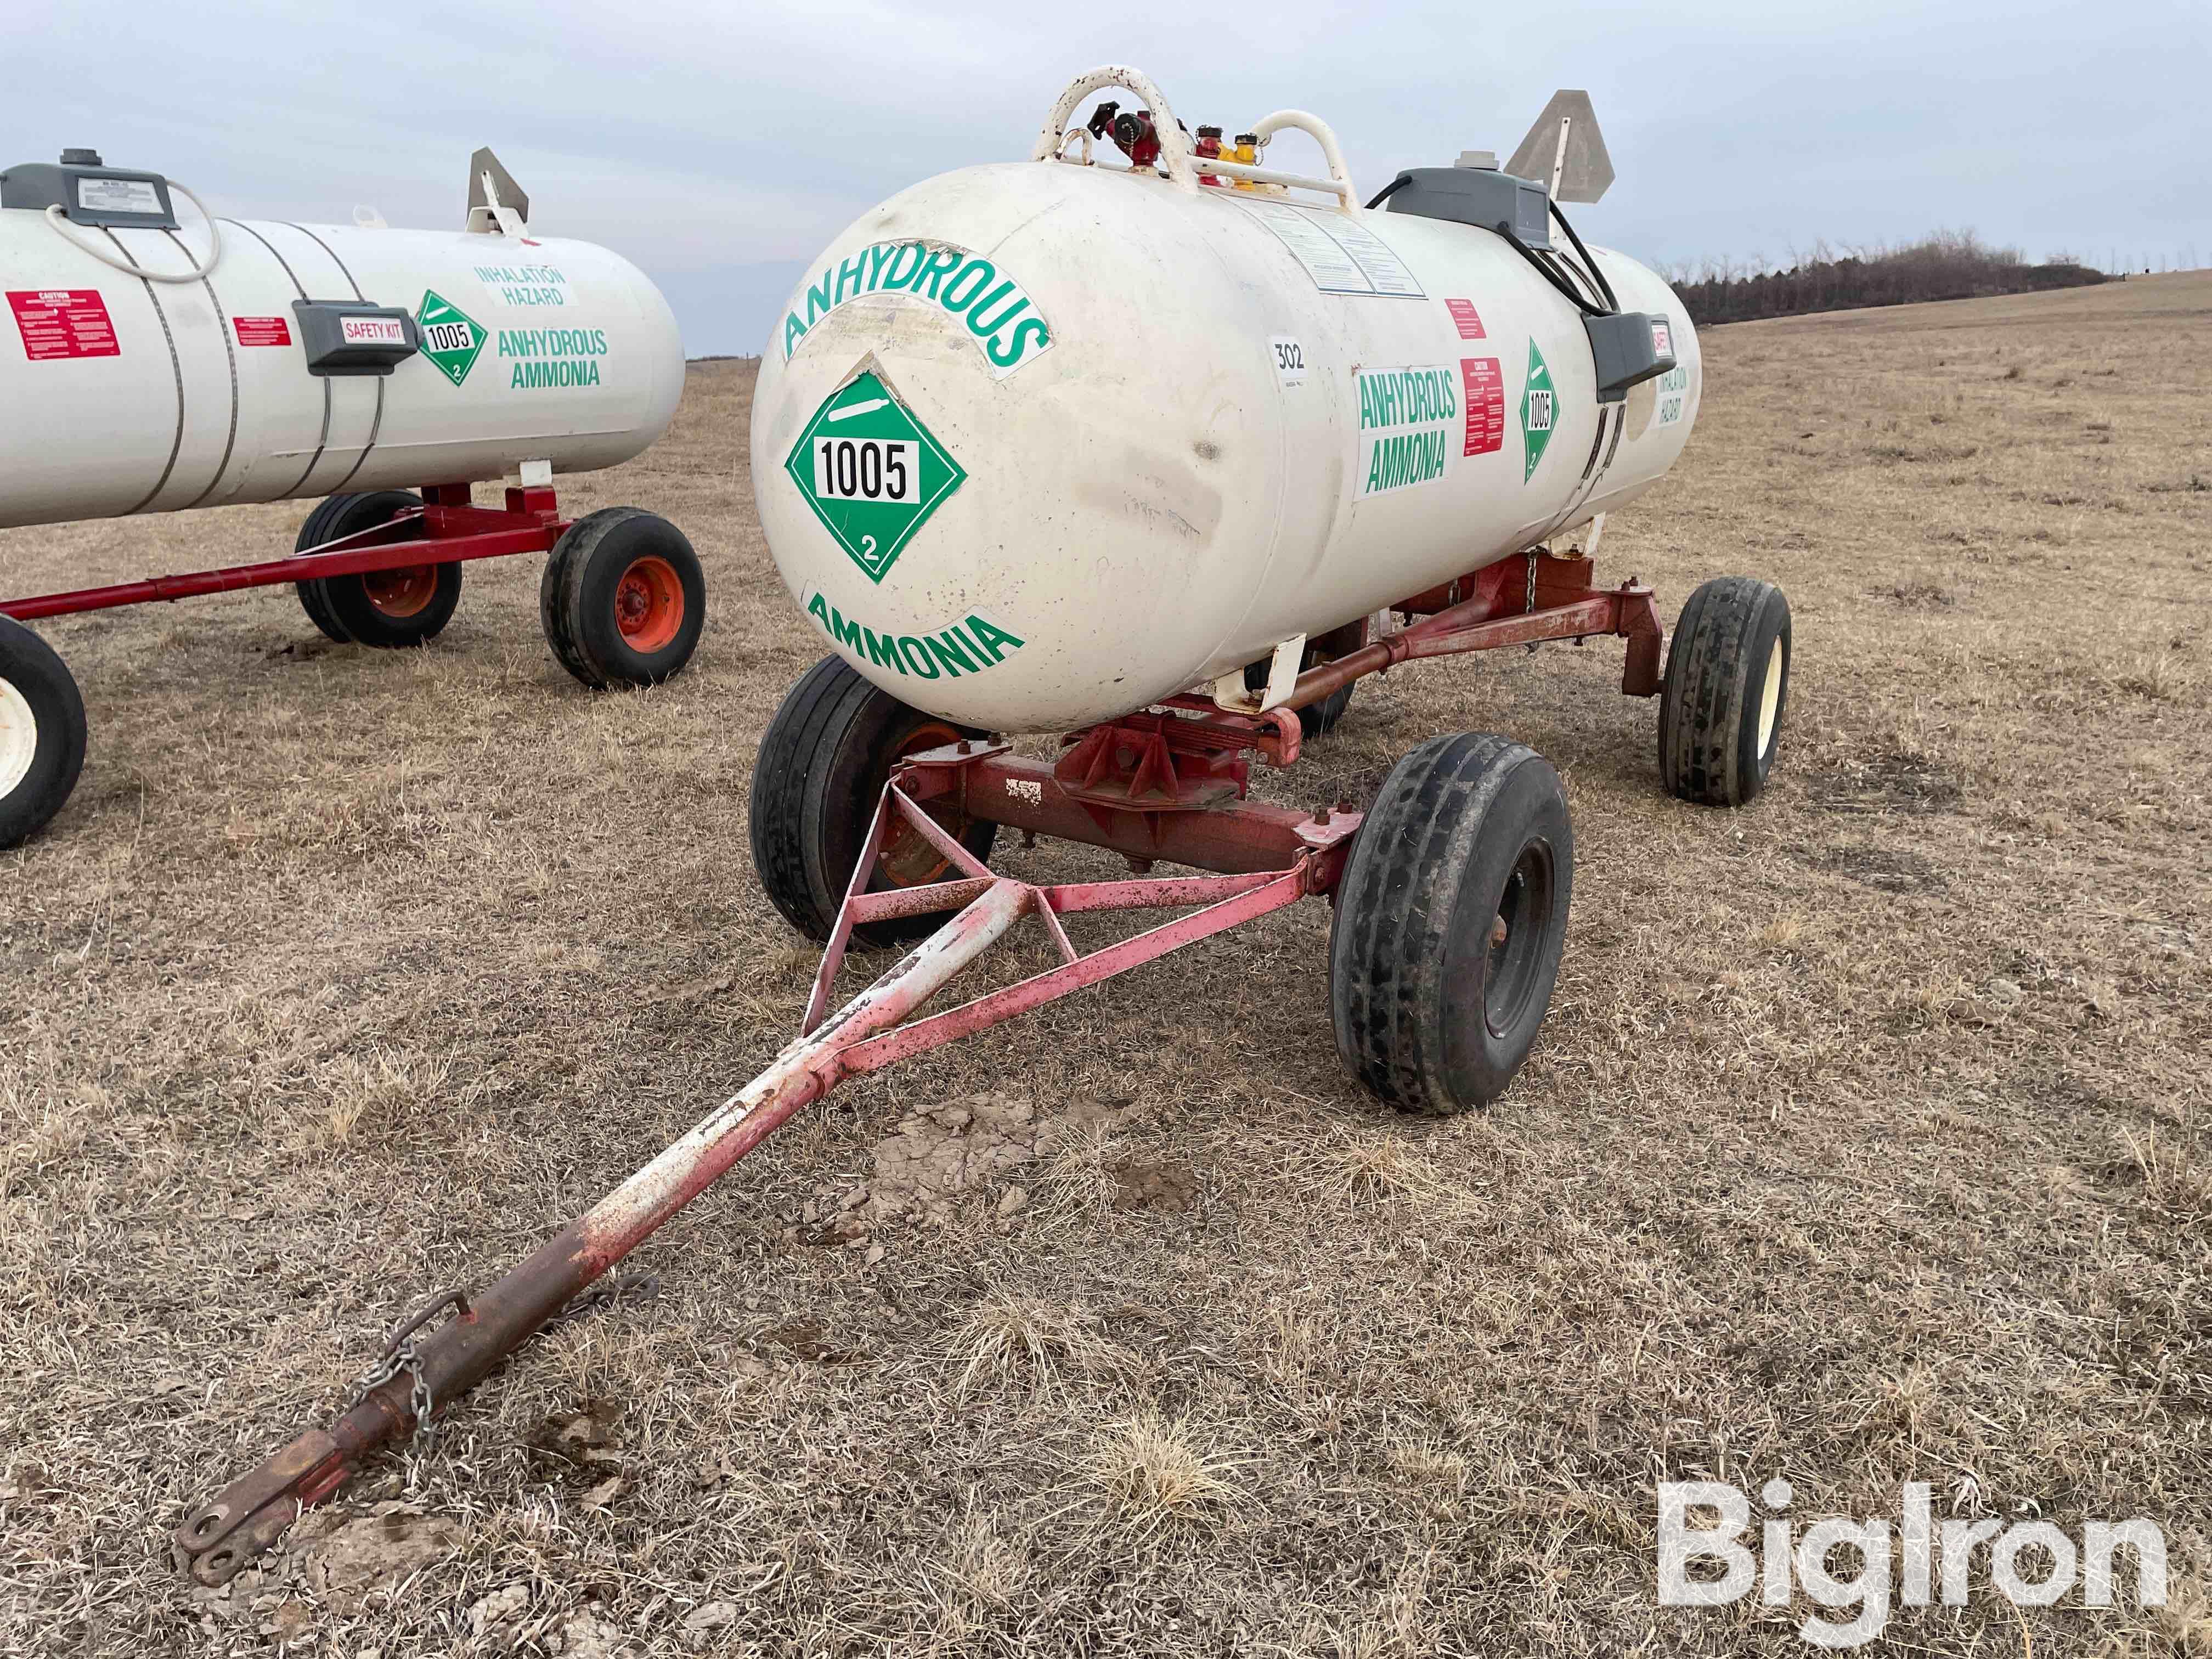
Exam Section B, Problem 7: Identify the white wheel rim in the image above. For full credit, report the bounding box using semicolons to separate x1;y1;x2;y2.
0;676;37;799
1756;639;1785;758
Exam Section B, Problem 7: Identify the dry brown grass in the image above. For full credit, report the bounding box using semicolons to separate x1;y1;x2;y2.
3;274;2210;1654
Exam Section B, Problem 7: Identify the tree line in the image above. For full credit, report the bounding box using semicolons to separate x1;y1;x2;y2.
1656;231;2108;325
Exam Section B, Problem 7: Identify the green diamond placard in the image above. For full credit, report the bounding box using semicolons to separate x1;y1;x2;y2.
785;370;966;584
1520;339;1557;483
416;290;486;387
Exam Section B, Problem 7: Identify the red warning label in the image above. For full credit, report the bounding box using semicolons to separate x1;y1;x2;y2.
233;315;294;347
8;289;120;361
1445;297;1486;340
1460;357;1504;456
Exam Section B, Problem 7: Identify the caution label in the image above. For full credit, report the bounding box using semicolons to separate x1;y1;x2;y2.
8;290;119;361
1356;363;1458;498
1445;298;1486;340
1460;357;1504;456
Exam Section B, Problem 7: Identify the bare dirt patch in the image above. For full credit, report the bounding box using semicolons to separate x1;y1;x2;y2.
4;278;2211;1654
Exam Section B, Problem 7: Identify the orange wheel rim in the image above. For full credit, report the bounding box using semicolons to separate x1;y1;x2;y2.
362;564;438;618
614;556;685;654
879;721;972;889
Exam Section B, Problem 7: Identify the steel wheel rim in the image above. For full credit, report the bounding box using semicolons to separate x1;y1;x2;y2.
0;676;36;798
362;564;438;618
614;556;685;653
1756;637;1785;757
1483;842;1554;1037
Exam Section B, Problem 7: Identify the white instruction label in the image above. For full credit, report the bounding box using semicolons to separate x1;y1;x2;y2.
1234;196;1426;298
75;176;162;216
1268;335;1309;388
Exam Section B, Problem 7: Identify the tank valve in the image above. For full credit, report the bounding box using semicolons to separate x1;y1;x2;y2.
1088;102;1163;169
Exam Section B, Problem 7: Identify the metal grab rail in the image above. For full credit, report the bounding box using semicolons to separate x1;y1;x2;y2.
1030;65;1195;189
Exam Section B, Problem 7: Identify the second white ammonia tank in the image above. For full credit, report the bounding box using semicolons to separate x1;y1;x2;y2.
0;201;684;532
752;95;1702;732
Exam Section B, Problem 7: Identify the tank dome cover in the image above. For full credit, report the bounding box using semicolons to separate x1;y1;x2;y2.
2;154;178;229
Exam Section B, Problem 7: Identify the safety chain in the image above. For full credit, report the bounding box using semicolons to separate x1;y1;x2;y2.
349;1339;437;1444
347;1286;471;1444
541;1271;661;1334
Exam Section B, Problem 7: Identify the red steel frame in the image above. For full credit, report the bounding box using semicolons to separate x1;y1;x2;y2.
173;545;1662;1586
0;483;568;623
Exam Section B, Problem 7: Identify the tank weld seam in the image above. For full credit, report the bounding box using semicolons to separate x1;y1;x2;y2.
288;224;381;493
103;228;188;516
226;219;331;498
325;380;384;495
169;228;241;512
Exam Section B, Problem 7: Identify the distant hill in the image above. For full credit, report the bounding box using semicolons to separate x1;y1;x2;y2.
1664;232;2108;326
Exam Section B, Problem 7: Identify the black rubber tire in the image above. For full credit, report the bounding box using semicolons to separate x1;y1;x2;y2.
1658;577;1792;808
750;656;998;947
293;491;460;648
1329;733;1573;1114
1244;617;1368;740
0;615;88;850
540;508;706;689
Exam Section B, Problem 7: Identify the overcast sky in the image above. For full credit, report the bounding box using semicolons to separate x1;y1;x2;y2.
9;0;2205;354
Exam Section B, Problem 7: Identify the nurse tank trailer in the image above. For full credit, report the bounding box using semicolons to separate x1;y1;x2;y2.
745;67;1798;1109
0;147;706;849
176;71;1796;1585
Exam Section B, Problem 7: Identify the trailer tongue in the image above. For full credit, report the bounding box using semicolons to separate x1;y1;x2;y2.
175;67;1792;1585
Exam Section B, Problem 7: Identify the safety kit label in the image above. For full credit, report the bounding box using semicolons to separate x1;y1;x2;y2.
800;585;1026;682
342;316;409;346
7;290;119;360
232;315;293;347
786;369;967;583
416;291;486;386
1232;196;1424;298
1356;363;1458;497
781;241;1052;378
1459;358;1504;456
1445;298;1486;338
1521;341;1558;482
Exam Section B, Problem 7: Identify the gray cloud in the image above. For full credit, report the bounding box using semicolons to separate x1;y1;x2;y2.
9;0;2204;353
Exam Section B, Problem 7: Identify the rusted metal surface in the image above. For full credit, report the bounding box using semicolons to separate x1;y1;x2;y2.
178;878;1028;1586
2;484;567;623
1284;552;1666;710
936;752;1346;875
1053;698;1300;812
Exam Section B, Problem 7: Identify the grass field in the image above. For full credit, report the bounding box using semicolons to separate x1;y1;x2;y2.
3;273;2209;1656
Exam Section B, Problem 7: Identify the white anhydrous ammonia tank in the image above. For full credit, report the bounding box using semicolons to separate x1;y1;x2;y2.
752;95;1701;732
1;204;683;531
